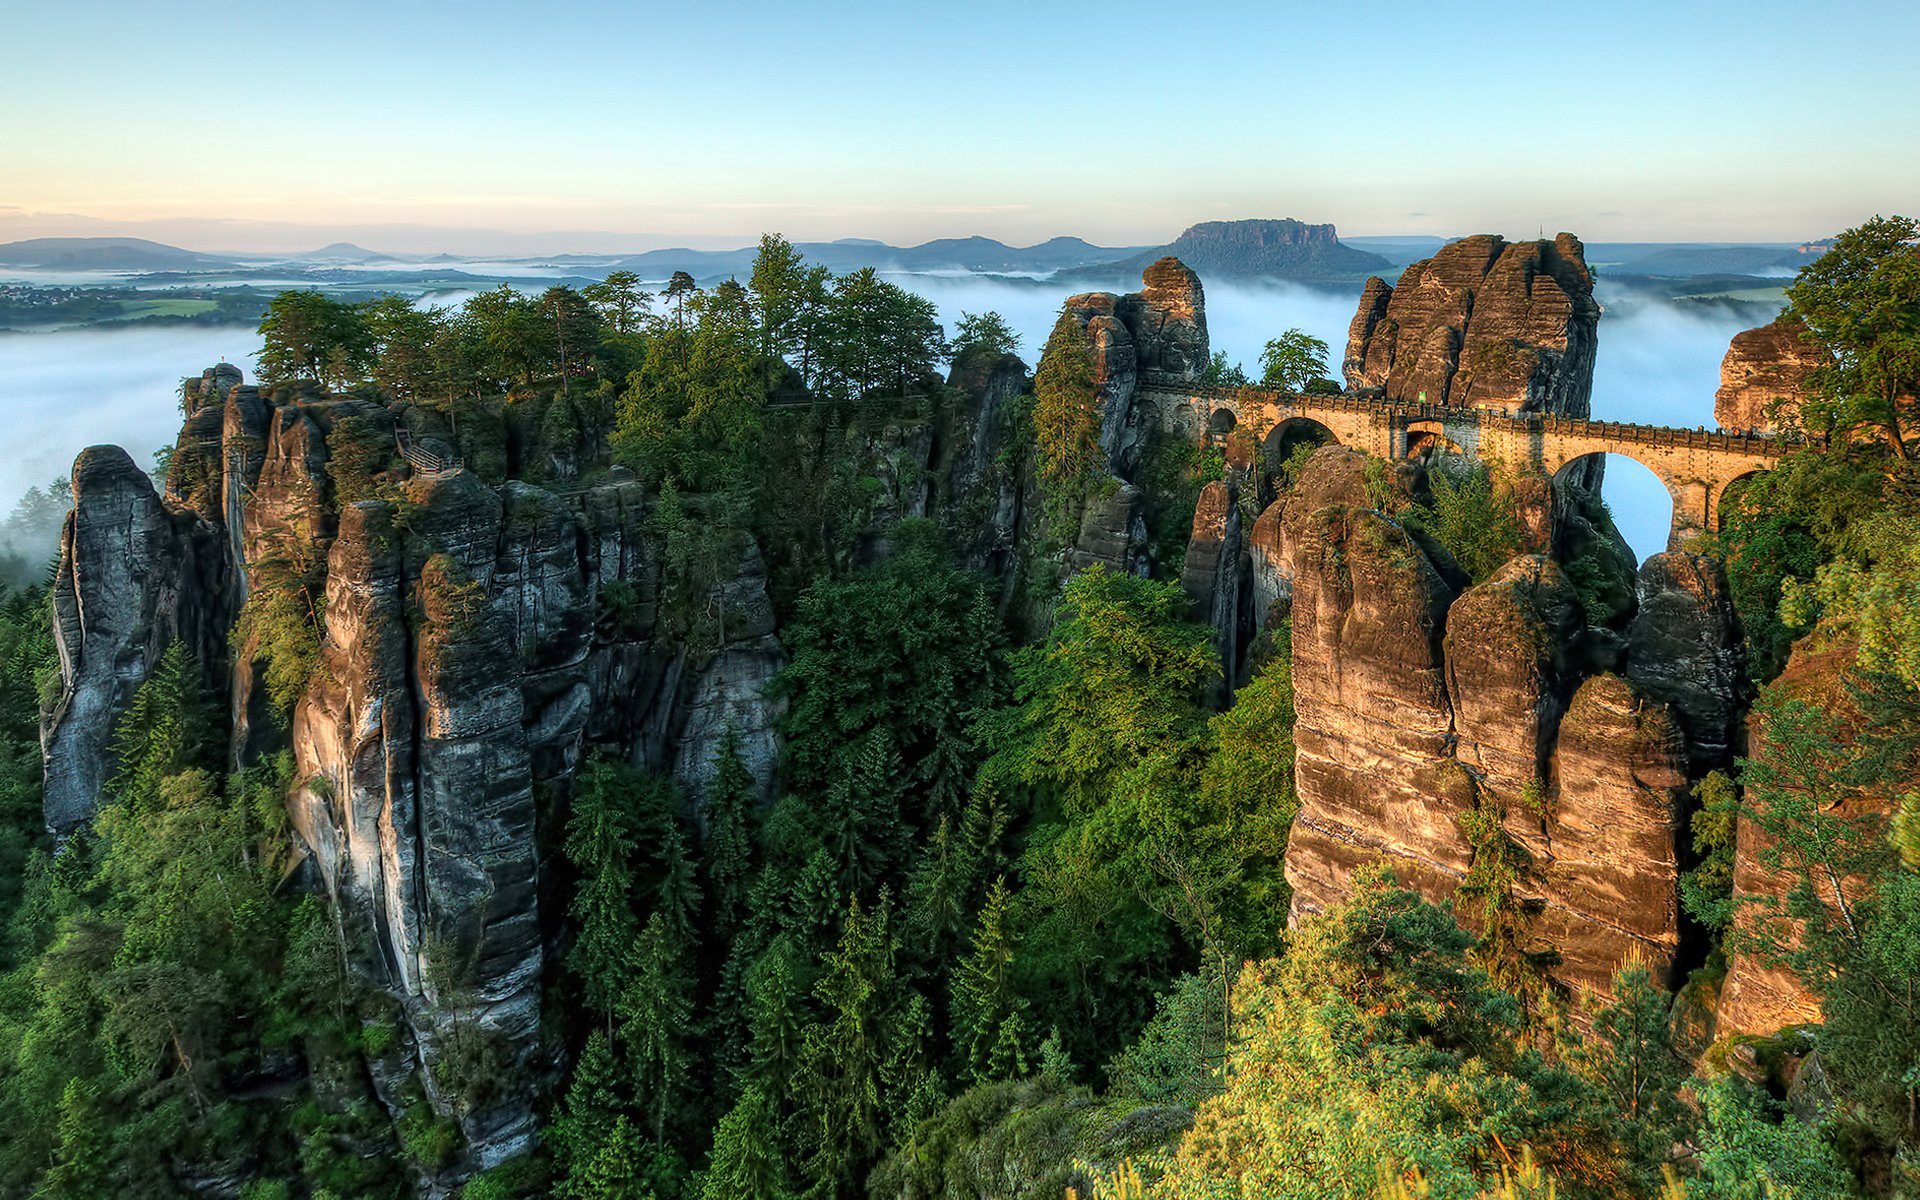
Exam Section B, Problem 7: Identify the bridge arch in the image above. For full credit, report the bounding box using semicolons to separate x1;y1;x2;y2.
1712;469;1767;532
1262;416;1338;479
1207;406;1238;437
1552;451;1679;560
1402;419;1466;458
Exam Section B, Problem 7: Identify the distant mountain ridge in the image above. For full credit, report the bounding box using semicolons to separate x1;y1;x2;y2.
0;237;238;271
607;234;1148;280
1063;219;1393;283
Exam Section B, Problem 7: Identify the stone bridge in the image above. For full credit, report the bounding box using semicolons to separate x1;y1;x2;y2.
1134;373;1800;548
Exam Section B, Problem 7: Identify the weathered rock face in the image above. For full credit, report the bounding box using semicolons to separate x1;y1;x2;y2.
1122;257;1209;379
1626;553;1746;772
1283;455;1464;913
1714;635;1888;1036
1344;233;1599;417
1067;483;1151;577
1444;556;1585;795
1278;447;1703;999
46;366;804;1177
1532;675;1688;993
1180;481;1242;700
1062;256;1210;477
42;445;232;834
1715;317;1824;433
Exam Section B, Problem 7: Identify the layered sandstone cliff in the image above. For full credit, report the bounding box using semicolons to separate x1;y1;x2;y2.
1277;447;1716;997
1344;233;1600;417
1715;316;1824;433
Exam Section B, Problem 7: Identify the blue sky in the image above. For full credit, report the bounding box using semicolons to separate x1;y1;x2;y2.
3;0;1915;252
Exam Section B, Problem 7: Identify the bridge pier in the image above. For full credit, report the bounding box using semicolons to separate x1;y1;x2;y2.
1666;478;1712;552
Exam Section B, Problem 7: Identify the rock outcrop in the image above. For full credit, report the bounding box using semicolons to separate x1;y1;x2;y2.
42;445;232;834
1626;553;1746;773
1715;317;1824;433
1715;635;1888;1036
1180;480;1242;700
44;366;798;1176
1278;446;1703;997
1531;674;1688;995
1068;218;1391;283
1062;257;1209;477
1343;233;1599;417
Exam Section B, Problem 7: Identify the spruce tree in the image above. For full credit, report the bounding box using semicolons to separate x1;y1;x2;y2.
701;727;758;944
564;762;642;1019
952;876;1028;1085
700;1086;791;1200
618;913;694;1145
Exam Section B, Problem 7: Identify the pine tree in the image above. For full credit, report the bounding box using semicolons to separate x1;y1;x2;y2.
700;1086;792;1200
564;762;642;1019
951;876;1028;1085
618;914;694;1145
701;727;758;944
1566;959;1693;1190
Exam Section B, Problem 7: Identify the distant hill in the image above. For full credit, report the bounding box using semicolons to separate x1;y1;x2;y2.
1063;219;1392;283
1584;243;1812;277
609;236;1147;282
298;242;398;264
0;237;236;271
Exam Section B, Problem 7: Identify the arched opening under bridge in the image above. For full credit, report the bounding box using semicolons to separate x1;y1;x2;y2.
1554;452;1674;565
1262;416;1338;489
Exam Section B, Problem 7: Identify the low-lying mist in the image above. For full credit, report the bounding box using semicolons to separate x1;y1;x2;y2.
0;276;1781;575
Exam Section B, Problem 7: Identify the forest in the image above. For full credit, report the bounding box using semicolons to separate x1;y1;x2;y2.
0;220;1916;1200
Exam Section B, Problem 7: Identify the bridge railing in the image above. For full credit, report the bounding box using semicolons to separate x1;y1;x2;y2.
1135;373;1806;459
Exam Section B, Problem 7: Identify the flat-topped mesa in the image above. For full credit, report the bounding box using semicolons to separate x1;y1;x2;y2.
1344;233;1600;418
1715;316;1825;433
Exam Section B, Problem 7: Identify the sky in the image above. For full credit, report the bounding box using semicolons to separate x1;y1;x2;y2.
3;0;1916;255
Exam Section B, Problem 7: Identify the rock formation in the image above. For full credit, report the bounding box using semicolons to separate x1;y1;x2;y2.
1714;635;1890;1036
1068;218;1391;283
1343;233;1599;417
1277;446;1708;996
42;445;231;834
1715;316;1824;433
1626;553;1746;773
1180;480;1242;700
1062;257;1209;477
41;365;797;1173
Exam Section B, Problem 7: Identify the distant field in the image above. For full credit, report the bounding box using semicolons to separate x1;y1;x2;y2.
114;298;220;319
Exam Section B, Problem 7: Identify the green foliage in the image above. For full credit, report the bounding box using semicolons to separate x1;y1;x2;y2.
1688;1078;1854;1199
256;290;372;387
1710;446;1888;681
1258;328;1332;392
1403;458;1523;583
1093;869;1628;1198
1200;351;1249;388
324;412;389;505
1103;969;1227;1108
701;1085;793;1200
952;876;1029;1085
775;520;1004;815
1033;313;1105;523
1784;213;1920;459
1681;771;1740;934
952;310;1022;361
1565;960;1695;1190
